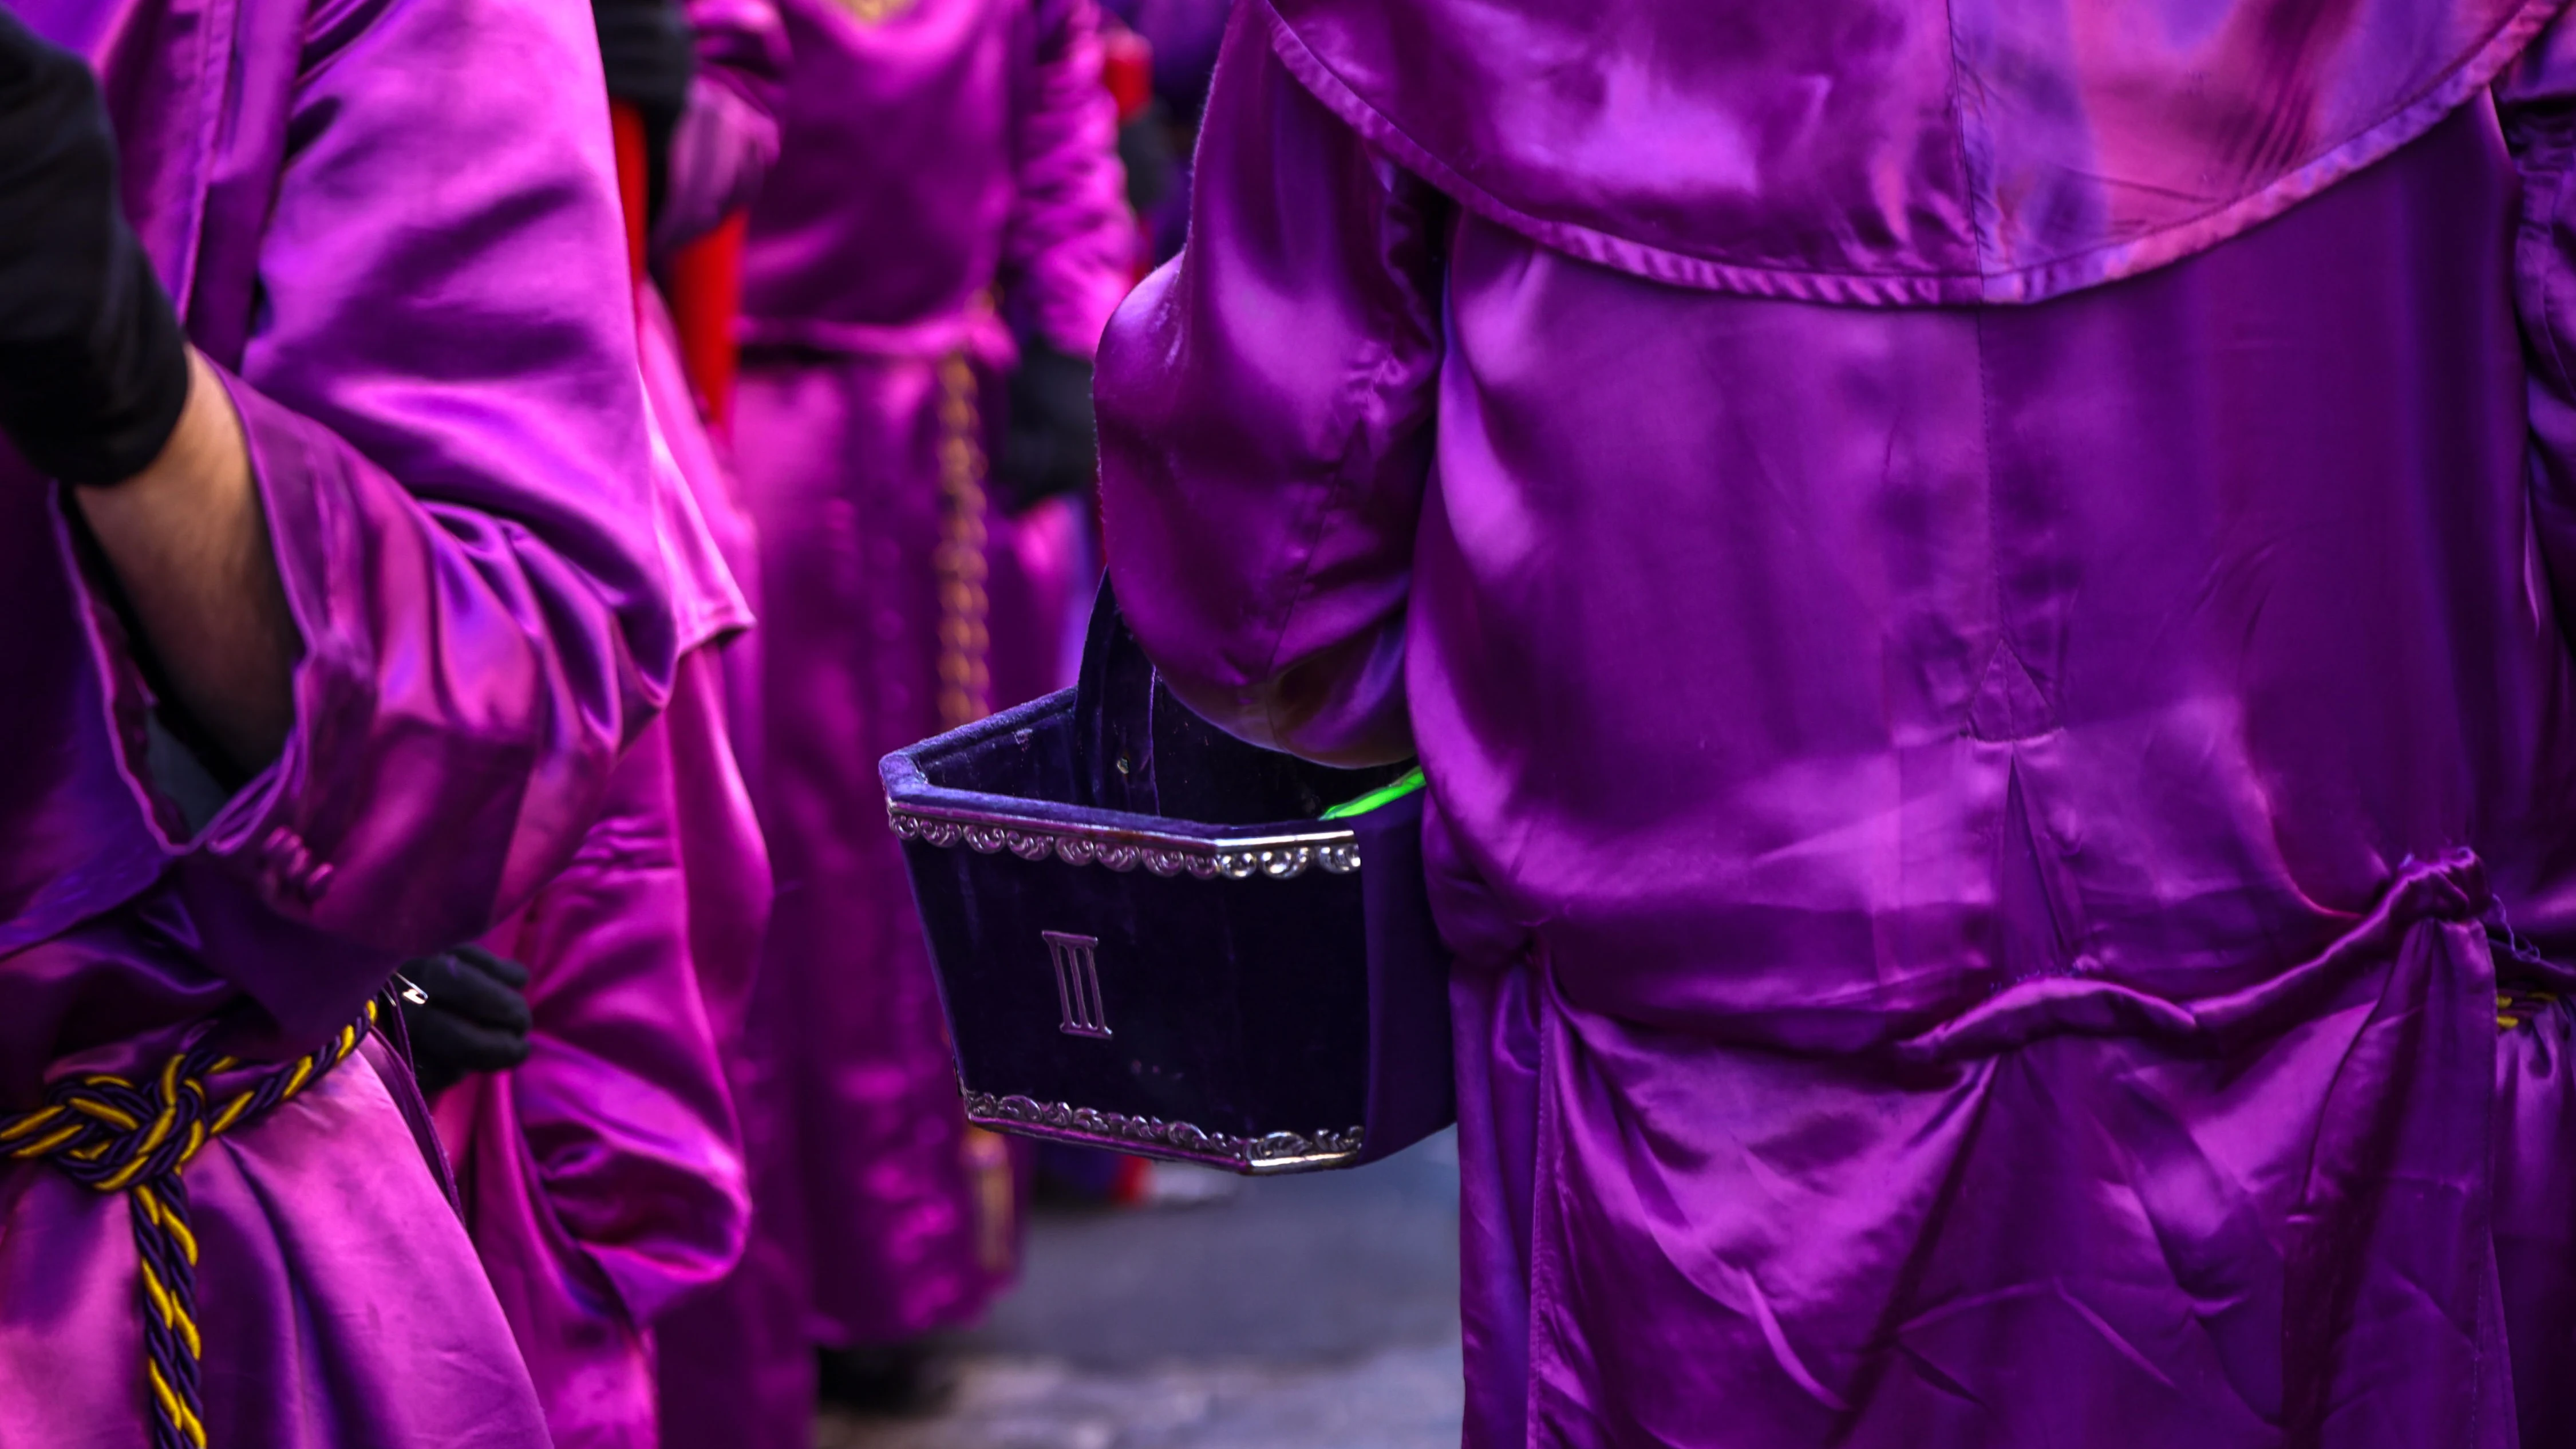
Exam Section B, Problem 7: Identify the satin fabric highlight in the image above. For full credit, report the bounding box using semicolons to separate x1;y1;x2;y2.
437;698;752;1449
1266;0;2567;303
1099;5;2576;1441
726;0;1132;1351
0;0;678;1435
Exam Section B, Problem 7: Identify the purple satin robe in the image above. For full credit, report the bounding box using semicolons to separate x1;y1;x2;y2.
432;277;771;1449
1100;1;2576;1444
731;0;1132;1348
653;0;790;269
434;694;748;1449
649;662;814;1449
642;0;786;1047
0;0;676;1437
629;9;832;1447
639;279;775;1099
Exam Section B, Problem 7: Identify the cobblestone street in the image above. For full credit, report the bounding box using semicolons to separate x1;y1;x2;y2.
819;1134;1464;1449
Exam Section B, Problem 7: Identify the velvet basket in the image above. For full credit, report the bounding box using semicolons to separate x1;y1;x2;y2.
879;586;1454;1173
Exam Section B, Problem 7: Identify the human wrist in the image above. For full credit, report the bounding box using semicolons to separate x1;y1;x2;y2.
74;350;244;503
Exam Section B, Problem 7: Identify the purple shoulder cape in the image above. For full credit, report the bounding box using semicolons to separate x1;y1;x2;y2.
1266;0;2570;302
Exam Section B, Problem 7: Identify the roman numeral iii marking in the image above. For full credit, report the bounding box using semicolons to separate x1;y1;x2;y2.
1044;931;1111;1039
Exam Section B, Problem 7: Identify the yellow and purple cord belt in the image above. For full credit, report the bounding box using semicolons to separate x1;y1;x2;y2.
0;1002;376;1449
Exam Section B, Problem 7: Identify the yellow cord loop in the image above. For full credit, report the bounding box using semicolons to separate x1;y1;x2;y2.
0;1003;376;1448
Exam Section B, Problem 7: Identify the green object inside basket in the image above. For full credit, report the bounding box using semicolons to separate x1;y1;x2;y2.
1319;766;1427;820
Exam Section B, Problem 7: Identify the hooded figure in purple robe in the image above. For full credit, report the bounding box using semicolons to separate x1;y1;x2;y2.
1099;1;2576;1444
724;0;1133;1399
0;0;677;1437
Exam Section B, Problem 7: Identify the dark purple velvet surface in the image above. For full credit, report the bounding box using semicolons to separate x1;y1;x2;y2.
880;598;1454;1170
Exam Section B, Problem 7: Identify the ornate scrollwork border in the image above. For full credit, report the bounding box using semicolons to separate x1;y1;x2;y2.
888;806;1362;880
962;1091;1365;1173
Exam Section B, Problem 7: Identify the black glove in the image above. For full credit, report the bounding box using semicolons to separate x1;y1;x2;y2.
592;0;696;215
396;946;535;1097
0;9;191;485
997;338;1097;515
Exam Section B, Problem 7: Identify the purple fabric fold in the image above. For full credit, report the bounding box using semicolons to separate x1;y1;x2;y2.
740;0;1134;357
1099;2;2576;1440
0;0;681;1434
729;0;1130;1354
654;0;789;258
0;1047;556;1448
445;230;776;1449
642;286;759;658
1262;0;2571;304
437;695;752;1449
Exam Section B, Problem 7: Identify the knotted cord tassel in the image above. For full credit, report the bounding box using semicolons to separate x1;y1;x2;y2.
0;1003;376;1448
2500;987;2560;1030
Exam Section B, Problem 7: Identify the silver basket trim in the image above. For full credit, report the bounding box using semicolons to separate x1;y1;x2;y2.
888;804;1362;879
963;1091;1366;1174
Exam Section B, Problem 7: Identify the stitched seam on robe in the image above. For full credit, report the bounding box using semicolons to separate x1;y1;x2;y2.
1259;0;2576;306
1251;160;1437;751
